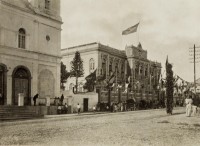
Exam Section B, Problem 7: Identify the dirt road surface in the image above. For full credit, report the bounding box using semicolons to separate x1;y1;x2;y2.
0;107;200;146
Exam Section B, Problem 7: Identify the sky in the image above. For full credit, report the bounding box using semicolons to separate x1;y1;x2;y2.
60;0;200;82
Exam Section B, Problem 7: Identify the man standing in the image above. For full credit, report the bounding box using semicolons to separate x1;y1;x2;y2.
33;94;39;106
77;103;81;114
60;94;64;105
64;103;68;114
93;105;96;113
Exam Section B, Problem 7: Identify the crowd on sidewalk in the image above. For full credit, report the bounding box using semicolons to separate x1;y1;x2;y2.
48;91;200;116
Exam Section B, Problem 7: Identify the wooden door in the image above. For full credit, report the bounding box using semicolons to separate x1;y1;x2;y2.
83;98;88;112
14;78;29;105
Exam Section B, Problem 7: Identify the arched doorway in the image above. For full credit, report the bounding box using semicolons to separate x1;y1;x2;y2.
12;66;31;105
0;64;7;105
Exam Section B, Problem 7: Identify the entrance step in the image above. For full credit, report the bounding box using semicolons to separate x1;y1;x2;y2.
0;106;44;121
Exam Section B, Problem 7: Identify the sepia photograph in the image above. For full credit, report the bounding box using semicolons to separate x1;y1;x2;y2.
0;0;200;145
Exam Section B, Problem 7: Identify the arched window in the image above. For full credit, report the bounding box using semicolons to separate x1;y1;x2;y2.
18;28;26;49
89;58;95;73
45;0;50;9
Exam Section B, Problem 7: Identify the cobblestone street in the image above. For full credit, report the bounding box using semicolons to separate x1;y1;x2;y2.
0;108;200;146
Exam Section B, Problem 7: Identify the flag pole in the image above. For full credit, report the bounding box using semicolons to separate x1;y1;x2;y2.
137;21;140;44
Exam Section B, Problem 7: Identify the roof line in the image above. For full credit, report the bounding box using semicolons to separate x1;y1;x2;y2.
62;42;98;50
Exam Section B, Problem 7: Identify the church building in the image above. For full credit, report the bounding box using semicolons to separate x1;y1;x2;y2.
0;0;62;105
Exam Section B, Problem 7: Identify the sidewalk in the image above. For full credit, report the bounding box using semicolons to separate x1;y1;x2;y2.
0;107;187;127
44;111;107;118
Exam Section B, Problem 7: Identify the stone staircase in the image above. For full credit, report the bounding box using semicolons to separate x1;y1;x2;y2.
0;106;44;121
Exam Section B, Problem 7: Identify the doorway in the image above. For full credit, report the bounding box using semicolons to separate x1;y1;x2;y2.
83;98;88;112
13;67;31;105
0;65;6;105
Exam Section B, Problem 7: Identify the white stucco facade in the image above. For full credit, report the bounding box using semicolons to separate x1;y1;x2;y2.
61;42;127;92
0;0;62;105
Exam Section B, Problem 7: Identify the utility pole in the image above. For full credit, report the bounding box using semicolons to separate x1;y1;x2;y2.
194;44;196;94
189;44;200;95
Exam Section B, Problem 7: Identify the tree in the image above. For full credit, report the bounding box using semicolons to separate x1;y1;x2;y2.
60;61;70;90
166;62;174;114
70;51;84;93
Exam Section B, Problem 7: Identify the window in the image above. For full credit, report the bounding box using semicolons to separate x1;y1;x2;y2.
89;58;95;73
18;28;26;49
45;0;50;9
102;62;106;75
109;63;112;76
145;68;148;77
121;64;124;77
115;63;118;73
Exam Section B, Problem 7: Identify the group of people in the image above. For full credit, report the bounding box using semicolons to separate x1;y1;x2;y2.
57;103;68;114
95;102;130;112
110;102;128;112
185;94;198;117
57;94;69;114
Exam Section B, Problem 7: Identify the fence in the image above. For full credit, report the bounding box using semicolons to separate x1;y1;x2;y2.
99;90;158;104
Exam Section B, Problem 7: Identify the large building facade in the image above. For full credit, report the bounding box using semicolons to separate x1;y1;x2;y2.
61;42;128;92
0;0;62;105
126;43;162;94
61;42;161;98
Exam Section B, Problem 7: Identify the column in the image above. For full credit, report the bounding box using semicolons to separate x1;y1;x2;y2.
107;55;110;79
6;75;12;105
0;27;5;45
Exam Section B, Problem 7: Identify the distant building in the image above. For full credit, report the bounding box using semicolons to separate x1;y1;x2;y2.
61;42;161;95
126;43;162;93
61;42;127;92
0;0;62;105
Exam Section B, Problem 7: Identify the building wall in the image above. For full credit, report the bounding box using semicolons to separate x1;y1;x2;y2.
125;44;162;93
72;93;98;112
0;0;62;105
61;43;127;91
62;47;99;91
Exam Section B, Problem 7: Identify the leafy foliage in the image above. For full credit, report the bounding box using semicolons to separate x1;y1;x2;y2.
60;62;70;89
70;51;84;93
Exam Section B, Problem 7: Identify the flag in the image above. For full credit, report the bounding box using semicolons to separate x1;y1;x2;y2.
122;22;139;35
123;83;129;93
127;76;131;83
165;55;168;67
109;72;116;84
85;69;96;81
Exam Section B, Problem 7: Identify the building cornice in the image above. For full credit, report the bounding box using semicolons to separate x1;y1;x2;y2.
98;44;126;59
0;45;62;59
62;47;99;57
62;42;127;59
128;56;150;63
62;42;98;51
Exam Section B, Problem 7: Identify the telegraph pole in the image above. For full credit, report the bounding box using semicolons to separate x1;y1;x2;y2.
189;44;200;95
194;44;196;94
